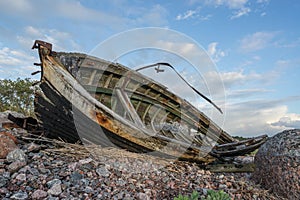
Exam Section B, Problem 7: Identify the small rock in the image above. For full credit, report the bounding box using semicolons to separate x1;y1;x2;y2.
136;192;150;200
225;181;232;188
2;171;10;178
79;158;93;164
0;176;8;187
96;167;110;177
218;174;224;179
218;184;227;190
7;161;26;173
67;162;78;171
26;143;41;152
47;179;62;188
84;186;94;193
15;173;26;181
10;191;28;200
202;188;208;196
39;168;51;174
31;189;48;199
70;171;83;181
0;187;9;194
47;184;62;196
6;149;27;163
29;168;39;176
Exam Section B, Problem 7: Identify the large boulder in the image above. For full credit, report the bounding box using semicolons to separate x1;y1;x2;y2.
252;129;300;199
0;131;18;159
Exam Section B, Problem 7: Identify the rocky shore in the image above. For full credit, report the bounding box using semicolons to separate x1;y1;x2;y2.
1;129;283;200
0;111;284;199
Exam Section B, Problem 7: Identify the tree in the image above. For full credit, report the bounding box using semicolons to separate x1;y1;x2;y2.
0;78;36;116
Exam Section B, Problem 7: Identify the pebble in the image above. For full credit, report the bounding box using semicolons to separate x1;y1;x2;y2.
0;176;8;187
96;167;110;177
6;149;27;163
79;158;93;164
137;192;150;200
7;161;27;173
47;179;62;188
218;184;227;190
15;173;26;181
31;189;48;199
26;143;41;152
10;191;28;200
47;184;62;196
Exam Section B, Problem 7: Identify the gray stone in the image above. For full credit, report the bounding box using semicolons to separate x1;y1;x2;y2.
31;189;48;199
0;176;8;187
2;171;10;179
10;191;28;200
6;149;27;163
26;143;41;152
15;173;26;181
136;192;150;200
7;161;27;173
253;129;300;199
70;171;83;181
47;179;62;188
96;167;110;177
47;184;62;196
84;186;94;193
28;167;39;176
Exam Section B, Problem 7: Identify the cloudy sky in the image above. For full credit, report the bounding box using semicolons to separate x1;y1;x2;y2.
0;0;299;137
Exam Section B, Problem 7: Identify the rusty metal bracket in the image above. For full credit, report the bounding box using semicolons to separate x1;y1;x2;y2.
34;63;42;66
32;40;52;51
31;70;41;75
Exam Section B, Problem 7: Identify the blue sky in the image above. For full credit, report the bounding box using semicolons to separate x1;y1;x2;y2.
0;0;299;137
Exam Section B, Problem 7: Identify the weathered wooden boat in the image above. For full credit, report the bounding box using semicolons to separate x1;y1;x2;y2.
31;40;267;163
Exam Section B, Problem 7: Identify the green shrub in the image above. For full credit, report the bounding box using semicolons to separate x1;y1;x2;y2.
174;191;199;200
205;190;231;200
174;190;231;200
0;78;36;116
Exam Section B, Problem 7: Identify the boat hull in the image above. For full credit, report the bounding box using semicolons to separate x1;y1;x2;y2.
32;40;267;163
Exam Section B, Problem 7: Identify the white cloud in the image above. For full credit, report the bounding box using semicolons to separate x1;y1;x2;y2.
226;89;272;99
132;4;168;26
205;70;262;90
257;0;270;3
18;26;81;51
0;46;37;79
271;114;300;129
176;10;197;20
220;95;300;137
240;31;278;52
230;7;251;19
223;103;286;137
0;47;34;66
0;1;168;30
260;12;266;17
0;0;33;14
203;0;254;19
207;42;226;62
176;8;212;21
205;0;248;9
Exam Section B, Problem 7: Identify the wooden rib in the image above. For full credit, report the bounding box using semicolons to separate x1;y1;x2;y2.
115;88;145;128
87;69;97;85
104;74;113;88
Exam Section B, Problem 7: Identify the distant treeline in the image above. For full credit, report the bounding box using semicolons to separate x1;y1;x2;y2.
0;78;36;116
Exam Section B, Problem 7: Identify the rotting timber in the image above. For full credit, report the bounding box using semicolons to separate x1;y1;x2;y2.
31;40;268;164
